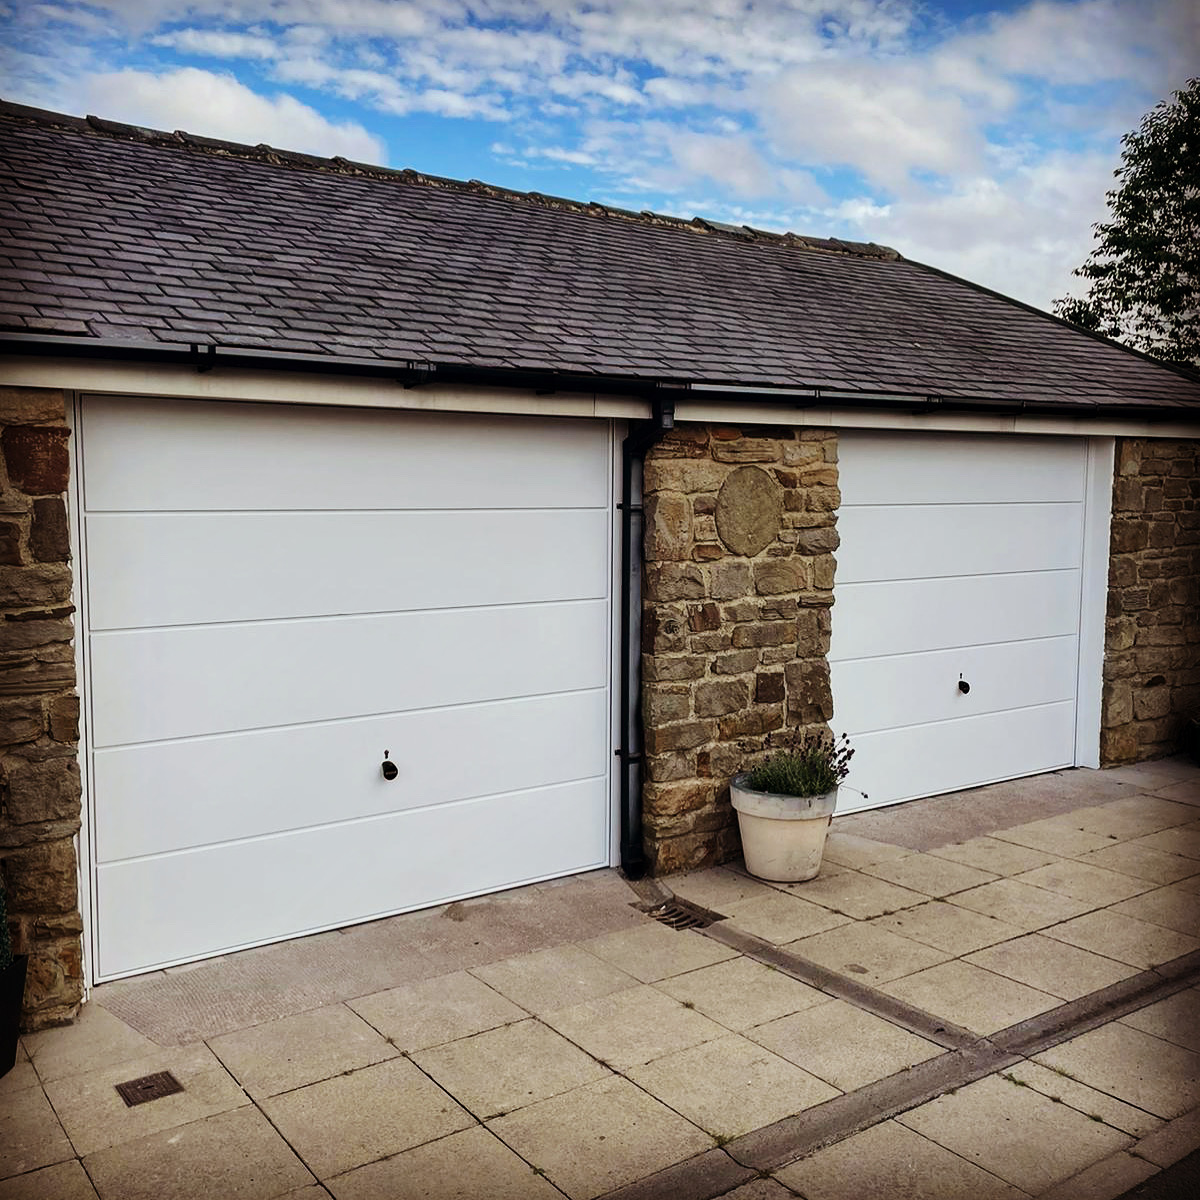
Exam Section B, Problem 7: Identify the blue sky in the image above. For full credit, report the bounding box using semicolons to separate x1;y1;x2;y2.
1;1;1195;309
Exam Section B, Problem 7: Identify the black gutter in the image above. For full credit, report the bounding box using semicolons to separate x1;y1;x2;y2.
617;397;675;879
3;332;1197;422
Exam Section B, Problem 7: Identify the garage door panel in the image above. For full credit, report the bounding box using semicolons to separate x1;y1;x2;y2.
88;508;609;629
95;690;609;862
94;777;609;978
91;600;609;747
836;503;1082;584
831;636;1078;733
835;702;1077;814
836;431;1086;505
82;396;610;511
831;571;1081;661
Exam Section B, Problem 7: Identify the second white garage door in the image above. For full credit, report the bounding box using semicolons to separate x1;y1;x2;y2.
830;431;1091;811
80;396;614;979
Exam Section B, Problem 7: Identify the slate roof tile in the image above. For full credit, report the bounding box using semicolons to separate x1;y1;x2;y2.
1;101;1198;414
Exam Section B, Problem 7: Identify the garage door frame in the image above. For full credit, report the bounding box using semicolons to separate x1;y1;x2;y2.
68;391;625;988
830;431;1114;812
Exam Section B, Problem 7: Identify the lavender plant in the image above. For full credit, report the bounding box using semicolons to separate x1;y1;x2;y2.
745;730;855;798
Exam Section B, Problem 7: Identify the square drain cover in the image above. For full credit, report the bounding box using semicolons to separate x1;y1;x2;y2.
647;899;724;930
114;1071;184;1107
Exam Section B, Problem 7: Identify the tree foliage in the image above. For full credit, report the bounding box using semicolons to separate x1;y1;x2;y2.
1054;77;1199;366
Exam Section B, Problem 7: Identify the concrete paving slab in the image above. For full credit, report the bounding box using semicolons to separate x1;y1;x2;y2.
540;983;727;1071
721;1180;795;1200
750;997;943;1091
926;835;1059;876
1035;1023;1200;1119
1120;988;1200;1052
1001;1061;1165;1137
655;956;829;1031
347;970;527;1052
783;870;927;920
861;853;998;897
715;890;852;943
208;1003;398;1099
1105;883;1200;935
43;1042;249;1158
1076;841;1200;885
324;1125;560;1200
1034;1150;1157;1200
412;1018;610;1118
82;1106;313;1200
0;1159;99;1200
774;1119;1026;1200
896;1072;1132;1194
869;901;1025;956
785;922;951;986
580;921;738;982
0;1047;37;1100
1106;758;1198;790
1131;823;1200;860
669;867;780;911
964;933;1137;1001
627;1033;840;1139
0;1080;74;1181
1069;795;1199;840
470;944;639;1014
1041;910;1200;969
880;960;1061;1034
487;1074;712;1200
819;832;912;868
1011;859;1155;904
1152;780;1200;807
947;877;1097;930
22;1002;159;1085
261;1057;473;1180
990;816;1117;857
1131;1108;1200;1168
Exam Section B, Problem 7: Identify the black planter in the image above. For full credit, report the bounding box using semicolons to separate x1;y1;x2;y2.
1;954;29;1079
1184;714;1200;767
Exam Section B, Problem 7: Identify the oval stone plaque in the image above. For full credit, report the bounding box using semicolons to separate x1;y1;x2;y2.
715;465;782;556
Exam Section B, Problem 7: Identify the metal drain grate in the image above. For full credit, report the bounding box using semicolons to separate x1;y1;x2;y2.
647;899;724;931
114;1071;185;1107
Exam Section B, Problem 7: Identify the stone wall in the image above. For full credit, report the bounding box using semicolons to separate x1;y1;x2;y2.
0;385;83;1028
640;424;838;874
1102;437;1200;764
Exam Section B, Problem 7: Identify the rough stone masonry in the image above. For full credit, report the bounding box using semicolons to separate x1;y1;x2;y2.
639;424;839;875
0;384;83;1029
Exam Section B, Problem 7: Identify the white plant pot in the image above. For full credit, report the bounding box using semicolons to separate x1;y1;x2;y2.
730;774;838;882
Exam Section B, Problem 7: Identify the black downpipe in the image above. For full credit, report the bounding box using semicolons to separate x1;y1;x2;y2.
618;399;674;878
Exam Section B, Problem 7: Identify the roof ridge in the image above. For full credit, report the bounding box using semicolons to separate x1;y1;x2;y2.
0;97;901;262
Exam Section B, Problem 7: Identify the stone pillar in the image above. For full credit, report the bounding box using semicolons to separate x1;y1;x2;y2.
0;385;83;1028
1102;437;1200;764
640;424;838;874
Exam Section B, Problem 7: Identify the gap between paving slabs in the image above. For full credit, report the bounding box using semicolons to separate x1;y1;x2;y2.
609;881;1200;1199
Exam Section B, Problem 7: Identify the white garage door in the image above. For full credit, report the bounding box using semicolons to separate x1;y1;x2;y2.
80;396;613;979
830;432;1087;811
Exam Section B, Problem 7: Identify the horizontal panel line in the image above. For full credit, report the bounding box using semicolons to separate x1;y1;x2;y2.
92;685;611;752
90;594;609;635
835;566;1082;587
839;698;1075;738
96;773;609;868
837;500;1086;510
84;505;610;516
829;633;1079;665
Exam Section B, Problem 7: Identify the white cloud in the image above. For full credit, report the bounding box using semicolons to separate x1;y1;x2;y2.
150;29;279;60
68;67;388;162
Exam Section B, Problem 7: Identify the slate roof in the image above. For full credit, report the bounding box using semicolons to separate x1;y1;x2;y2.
2;100;1198;416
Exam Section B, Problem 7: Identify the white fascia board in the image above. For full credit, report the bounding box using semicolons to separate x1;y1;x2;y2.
672;400;1200;439
0;356;648;420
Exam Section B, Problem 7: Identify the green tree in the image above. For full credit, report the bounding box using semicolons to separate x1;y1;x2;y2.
1054;77;1199;366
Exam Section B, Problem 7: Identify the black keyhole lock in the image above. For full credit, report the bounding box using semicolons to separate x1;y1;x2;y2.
958;677;971;695
381;750;398;781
